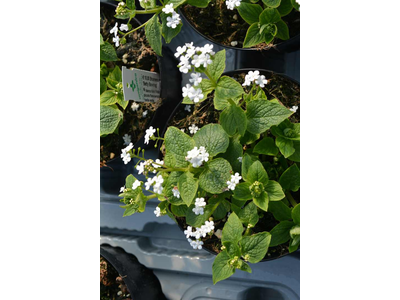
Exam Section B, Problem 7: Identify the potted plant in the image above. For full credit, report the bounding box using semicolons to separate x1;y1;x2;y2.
179;0;300;51
118;45;300;283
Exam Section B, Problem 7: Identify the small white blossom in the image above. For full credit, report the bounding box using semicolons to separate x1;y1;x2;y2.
182;84;192;98
186;146;209;167
184;105;191;112
121;143;134;164
192;197;206;215
123;134;131;146
175;45;187;58
255;75;268;87
154;207;162;217
179;55;191;73
188;87;204;103
195;197;206;208
189;72;203;87
136;161;145;175
237;156;243;163
131;102;140;111
119;23;129;31
166;11;181;29
142;110;148;118
202;220;215;233
113;35;120;47
226;0;241;10
242;70;260;86
214;229;222;239
152;175;164;194
227;172;242;190
145;177;154;190
132;180;141;190
188;238;204;250
192;53;212;68
152;159;164;169
192;206;204;215
110;23;119;36
201;44;215;55
144;126;156;144
162;3;174;14
120;186;125;193
172;186;180;198
184;226;193;238
290;105;299;113
189;124;199;134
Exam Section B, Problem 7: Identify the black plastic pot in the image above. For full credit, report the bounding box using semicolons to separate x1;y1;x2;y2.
100;2;182;195
101;244;167;300
179;7;300;54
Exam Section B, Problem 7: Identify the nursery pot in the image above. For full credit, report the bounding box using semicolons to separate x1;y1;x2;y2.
100;1;182;196
179;7;300;54
101;244;167;300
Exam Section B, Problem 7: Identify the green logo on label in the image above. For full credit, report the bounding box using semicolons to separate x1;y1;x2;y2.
129;80;136;92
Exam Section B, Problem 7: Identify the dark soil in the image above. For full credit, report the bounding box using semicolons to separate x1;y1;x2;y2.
181;1;300;49
100;257;131;300
100;4;160;165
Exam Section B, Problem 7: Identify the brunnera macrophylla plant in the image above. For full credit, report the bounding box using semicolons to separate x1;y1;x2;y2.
118;47;300;284
109;0;213;56
225;0;300;48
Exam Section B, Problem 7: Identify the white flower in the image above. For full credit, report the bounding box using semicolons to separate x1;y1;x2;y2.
227;172;242;190
166;11;181;29
172;186;180;198
186;146;209;167
110;23;119;36
120;23;129;31
202;44;215;55
123;134;131;146
121;143;134;164
162;3;174;14
184;226;193;238
255;75;268;87
113;35;120;47
231;41;238;47
132;180;141;190
120;186;125;193
192;53;212;68
184;105;191;112
189;124;199;134
131;102;140;111
136;161;145;174
175;45;186;58
142;110;148;118
189;72;203;86
144;126;156;144
186;46;196;57
154;207;161;217
237;156;243;163
189;239;204;250
152;159;164;169
152;175;164;194
192;207;204;215
242;70;260;86
179;55;191;73
195;197;206;208
182;84;192;98
145;177;154;190
193;227;206;239
188;87;204;103
226;0;241;10
201;220;215;233
290;105;299;113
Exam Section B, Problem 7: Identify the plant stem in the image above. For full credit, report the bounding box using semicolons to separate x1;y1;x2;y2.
136;8;162;14
204;69;217;87
147;194;157;199
122;19;149;38
286;192;298;207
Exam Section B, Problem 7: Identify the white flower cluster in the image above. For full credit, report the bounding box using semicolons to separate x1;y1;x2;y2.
136;159;164;175
144;126;156;144
227;172;242;190
185;146;209;168
109;21;129;47
123;134;131;146
172;186;180;198
132;180;141;190
226;0;241;10
145;175;164;194
242;70;269;87
290;105;298;113
120;186;126;193
188;124;199;134
182;84;204;103
184;221;215;249
162;4;181;29
121;143;134;164
192;197;206;215
154;206;162;217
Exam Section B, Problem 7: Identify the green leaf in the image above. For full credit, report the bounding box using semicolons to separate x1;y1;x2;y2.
140;0;156;9
288;140;300;162
239;261;252;273
279;164;300;192
165;127;195;167
246;100;293;134
213;199;231;220
241;232;271;263
253;137;279;156
160;12;182;43
262;0;281;8
212;251;235;284
242;153;257;181
193;124;229;157
240;131;260;145
207;50;226;82
178;172;198;206
247;161;269;186
100;105;123;136
233;182;252;201
164;171;185;205
117;96;129;110
100;34;104;45
199;158;232;194
270;119;300;141
276;136;295;158
185;200;219;227
259;8;281;25
238;201;259;226
126;0;135;9
126;174;138;190
219;136;243;173
171;204;188;217
108;66;122;85
292;203;300;225
269;220;294;247
265;180;285;201
253;191;269;211
291;0;300;11
145;14;162;56
214;76;244;110
269;201;292;221
277;0;293;17
199;78;216;95
237;3;263;25
243;22;265;48
100;42;118;62
100;90;119;106
222;212;243;243
290;225;300;238
223;241;241;258
288;243;299;253
187;0;211;8
121;202;139;217
275;20;290;40
166;0;187;6
100;76;107;94
220;104;247;137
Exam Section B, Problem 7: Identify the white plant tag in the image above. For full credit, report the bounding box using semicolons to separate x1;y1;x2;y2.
122;66;161;103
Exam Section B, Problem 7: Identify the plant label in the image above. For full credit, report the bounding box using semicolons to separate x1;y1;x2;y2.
122;67;161;103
